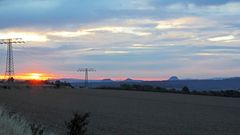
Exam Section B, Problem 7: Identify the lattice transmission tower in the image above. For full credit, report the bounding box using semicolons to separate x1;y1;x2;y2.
0;38;25;80
77;68;96;88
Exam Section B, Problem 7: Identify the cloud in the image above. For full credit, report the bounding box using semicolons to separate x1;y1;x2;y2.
156;17;201;30
0;0;239;29
48;31;93;38
0;0;156;29
208;35;235;42
125;19;158;25
0;31;48;42
0;0;240;79
164;1;240;16
48;26;152;38
151;0;239;6
56;48;97;56
104;50;129;55
129;44;154;49
86;27;152;36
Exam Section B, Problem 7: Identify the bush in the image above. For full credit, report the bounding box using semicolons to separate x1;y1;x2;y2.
182;86;190;93
119;84;155;91
55;80;61;88
120;84;132;90
55;80;73;89
30;123;46;135
65;112;90;135
2;85;8;89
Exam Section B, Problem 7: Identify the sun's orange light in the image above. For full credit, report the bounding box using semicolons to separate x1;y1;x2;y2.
29;73;41;80
21;73;53;80
0;73;55;80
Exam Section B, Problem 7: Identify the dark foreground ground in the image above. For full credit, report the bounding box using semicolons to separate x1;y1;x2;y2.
0;88;239;135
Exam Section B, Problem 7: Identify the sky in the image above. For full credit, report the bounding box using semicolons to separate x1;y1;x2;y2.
0;0;240;80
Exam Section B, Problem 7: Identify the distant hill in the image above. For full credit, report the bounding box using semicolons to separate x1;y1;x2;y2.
102;79;114;82
124;78;143;83
52;77;240;91
168;76;179;81
144;77;240;91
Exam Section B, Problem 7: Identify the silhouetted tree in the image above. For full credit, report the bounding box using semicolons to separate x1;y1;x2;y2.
96;84;240;98
182;86;190;93
55;80;61;88
120;84;132;90
55;80;73;89
7;77;14;82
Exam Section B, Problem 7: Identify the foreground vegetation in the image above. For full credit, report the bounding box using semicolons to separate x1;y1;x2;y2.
0;106;90;135
97;84;240;98
0;106;53;135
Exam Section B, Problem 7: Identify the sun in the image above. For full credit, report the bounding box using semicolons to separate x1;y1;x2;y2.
29;73;41;80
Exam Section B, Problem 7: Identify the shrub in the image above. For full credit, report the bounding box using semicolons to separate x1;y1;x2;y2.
65;112;90;135
120;84;132;90
2;85;8;89
55;80;61;88
120;84;155;91
30;123;46;135
55;80;73;89
182;86;190;93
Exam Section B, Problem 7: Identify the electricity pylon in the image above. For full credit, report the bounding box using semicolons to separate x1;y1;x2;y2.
0;38;25;81
77;68;96;88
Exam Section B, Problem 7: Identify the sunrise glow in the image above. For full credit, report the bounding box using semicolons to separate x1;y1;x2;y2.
0;73;54;80
29;73;41;80
22;73;54;80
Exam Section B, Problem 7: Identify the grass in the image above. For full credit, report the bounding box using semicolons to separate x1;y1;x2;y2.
0;106;54;135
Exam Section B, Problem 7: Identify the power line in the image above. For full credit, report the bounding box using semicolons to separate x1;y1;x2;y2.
77;68;96;88
0;38;25;81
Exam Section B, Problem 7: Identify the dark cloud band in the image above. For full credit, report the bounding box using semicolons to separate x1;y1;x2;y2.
151;0;239;6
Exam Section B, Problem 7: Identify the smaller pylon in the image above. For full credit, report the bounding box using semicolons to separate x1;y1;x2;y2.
77;68;96;88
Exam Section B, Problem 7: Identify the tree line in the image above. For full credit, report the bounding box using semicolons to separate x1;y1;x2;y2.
97;84;240;98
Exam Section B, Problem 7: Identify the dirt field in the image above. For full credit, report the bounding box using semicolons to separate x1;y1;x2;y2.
0;88;239;135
